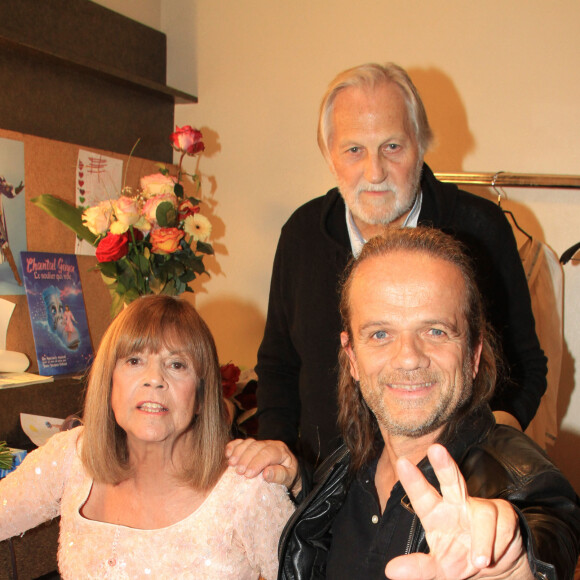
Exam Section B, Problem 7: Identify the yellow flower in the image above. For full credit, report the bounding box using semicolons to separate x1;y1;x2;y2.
150;227;184;254
184;214;212;242
133;215;152;234
109;220;128;235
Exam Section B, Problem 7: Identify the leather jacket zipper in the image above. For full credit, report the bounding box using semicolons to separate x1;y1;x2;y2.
404;514;418;555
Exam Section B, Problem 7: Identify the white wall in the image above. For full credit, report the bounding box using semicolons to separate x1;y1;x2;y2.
93;0;580;489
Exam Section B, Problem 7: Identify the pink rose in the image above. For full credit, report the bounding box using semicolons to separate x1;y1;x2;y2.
170;125;205;155
142;192;178;226
140;173;176;197
150;227;184;254
95;232;130;262
114;196;140;224
110;195;140;234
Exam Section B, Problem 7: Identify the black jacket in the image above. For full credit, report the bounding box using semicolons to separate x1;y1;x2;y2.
278;408;580;580
257;164;547;465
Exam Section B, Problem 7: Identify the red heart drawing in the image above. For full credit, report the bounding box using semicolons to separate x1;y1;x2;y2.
78;180;84;187
79;189;85;195
79;172;84;178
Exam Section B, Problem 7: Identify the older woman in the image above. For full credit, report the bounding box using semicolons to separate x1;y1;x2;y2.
0;295;294;579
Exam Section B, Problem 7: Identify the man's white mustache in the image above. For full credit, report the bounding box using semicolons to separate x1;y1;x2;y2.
355;182;397;194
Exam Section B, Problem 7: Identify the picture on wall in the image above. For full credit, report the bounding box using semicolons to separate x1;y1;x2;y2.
0;136;26;296
20;251;93;376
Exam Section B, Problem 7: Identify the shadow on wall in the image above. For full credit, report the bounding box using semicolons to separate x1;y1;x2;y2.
182;125;268;368
197;297;266;370
180;124;225;296
408;66;475;172
408;67;579;492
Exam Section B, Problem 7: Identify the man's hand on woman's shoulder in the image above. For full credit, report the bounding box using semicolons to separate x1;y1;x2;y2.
226;438;301;493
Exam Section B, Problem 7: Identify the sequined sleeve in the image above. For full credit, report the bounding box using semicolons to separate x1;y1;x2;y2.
0;427;80;541
232;472;295;580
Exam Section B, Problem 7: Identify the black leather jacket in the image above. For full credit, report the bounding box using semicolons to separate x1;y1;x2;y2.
278;408;580;579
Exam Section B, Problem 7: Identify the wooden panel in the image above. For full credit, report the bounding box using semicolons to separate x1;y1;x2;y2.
0;0;167;82
0;43;175;162
0;0;196;162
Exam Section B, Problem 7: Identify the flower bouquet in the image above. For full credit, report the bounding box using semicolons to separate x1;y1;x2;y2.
32;126;213;316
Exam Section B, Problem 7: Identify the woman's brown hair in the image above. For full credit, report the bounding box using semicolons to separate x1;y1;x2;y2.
80;295;230;489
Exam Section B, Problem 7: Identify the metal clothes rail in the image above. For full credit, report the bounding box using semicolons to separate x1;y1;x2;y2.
434;171;580;264
434;172;580;189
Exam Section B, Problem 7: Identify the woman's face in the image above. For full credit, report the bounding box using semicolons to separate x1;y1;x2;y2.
111;345;198;453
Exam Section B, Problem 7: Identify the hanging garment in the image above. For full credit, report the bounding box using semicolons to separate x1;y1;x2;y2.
520;238;564;449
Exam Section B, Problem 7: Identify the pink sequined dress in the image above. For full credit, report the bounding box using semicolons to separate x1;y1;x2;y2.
0;428;294;579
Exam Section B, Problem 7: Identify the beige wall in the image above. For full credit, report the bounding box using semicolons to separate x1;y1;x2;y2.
93;0;580;489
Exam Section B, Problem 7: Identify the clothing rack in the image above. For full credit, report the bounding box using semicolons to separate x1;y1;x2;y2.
434;171;580;264
434;171;580;189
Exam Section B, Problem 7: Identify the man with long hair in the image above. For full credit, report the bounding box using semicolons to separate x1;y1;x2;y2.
229;228;579;579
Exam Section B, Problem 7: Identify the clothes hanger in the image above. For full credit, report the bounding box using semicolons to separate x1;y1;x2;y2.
560;241;580;265
492;172;533;241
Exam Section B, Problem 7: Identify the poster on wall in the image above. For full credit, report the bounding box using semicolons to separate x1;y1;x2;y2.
20;251;93;376
75;149;123;256
0;137;26;296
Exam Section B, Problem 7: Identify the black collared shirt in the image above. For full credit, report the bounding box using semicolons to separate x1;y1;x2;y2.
326;457;418;579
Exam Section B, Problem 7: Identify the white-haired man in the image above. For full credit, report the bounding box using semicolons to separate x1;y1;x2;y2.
256;62;547;467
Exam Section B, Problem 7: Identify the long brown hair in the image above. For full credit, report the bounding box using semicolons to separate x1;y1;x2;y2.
338;228;499;472
81;295;229;489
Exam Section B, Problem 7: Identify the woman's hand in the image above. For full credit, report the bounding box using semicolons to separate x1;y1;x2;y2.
226;438;301;493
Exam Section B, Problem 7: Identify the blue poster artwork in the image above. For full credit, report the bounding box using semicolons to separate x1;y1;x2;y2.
0;137;26;295
20;252;93;375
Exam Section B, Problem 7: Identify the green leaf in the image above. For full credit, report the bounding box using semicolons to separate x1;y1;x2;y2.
156;201;178;228
161;279;179;296
174;182;184;198
110;291;125;318
31;195;98;245
98;262;118;278
196;241;214;255
135;253;151;276
188;255;208;275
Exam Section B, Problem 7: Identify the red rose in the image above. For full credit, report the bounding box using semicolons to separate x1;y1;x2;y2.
170;125;205;156
235;380;257;410
220;363;241;398
150;227;184;255
178;199;201;221
95;232;130;262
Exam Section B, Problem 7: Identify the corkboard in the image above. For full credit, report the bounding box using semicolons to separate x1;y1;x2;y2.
1;127;163;371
